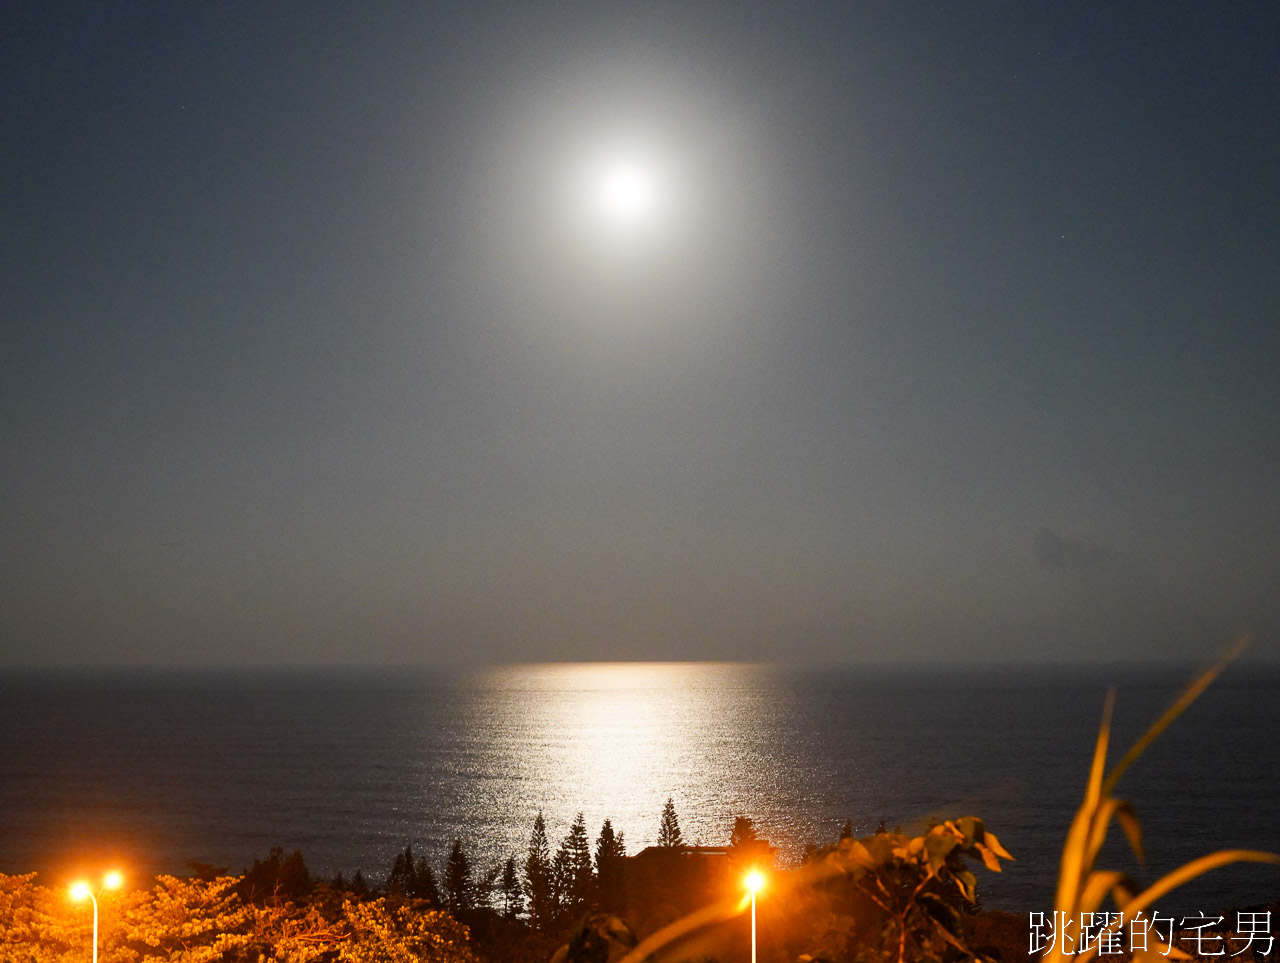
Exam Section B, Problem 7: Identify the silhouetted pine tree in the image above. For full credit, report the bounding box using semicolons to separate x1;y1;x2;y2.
412;856;440;905
387;843;439;903
524;812;554;929
729;815;758;848
443;839;474;914
840;819;854;840
351;869;368;897
239;847;311;904
551;838;570;916
499;856;524;920
595;818;626;911
728;814;774;867
552;813;594;919
658;797;683;848
388;843;415;894
476;862;501;911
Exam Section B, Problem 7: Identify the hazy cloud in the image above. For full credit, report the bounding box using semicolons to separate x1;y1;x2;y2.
1034;528;1115;573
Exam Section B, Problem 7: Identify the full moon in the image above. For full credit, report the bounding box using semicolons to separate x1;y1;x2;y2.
598;164;654;219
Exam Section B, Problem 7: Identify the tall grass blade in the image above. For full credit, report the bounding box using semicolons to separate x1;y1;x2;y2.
1085;688;1115;813
1084;797;1128;870
1047;638;1277;963
615;896;747;963
1078;869;1125;913
1102;634;1250;796
1119;849;1280;920
1113;802;1144;865
1054;689;1114;914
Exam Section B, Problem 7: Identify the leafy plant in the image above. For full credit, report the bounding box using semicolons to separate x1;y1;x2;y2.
817;817;1012;963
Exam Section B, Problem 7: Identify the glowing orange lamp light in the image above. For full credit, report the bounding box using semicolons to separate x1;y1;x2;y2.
70;872;122;963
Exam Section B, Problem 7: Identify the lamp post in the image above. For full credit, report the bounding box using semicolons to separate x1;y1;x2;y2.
747;870;762;962
70;872;122;963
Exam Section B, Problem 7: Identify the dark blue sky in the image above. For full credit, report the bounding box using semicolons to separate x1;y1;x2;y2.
3;2;1278;666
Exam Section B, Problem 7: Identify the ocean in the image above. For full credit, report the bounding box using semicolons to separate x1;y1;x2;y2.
1;661;1277;912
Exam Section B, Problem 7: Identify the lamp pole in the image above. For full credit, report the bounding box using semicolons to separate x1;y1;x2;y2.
747;886;757;963
70;872;122;963
744;870;765;963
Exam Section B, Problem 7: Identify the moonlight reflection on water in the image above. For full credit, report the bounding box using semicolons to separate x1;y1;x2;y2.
2;662;1277;910
466;663;791;849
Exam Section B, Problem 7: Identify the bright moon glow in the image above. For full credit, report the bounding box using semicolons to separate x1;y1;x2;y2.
745;869;766;894
598;164;654;219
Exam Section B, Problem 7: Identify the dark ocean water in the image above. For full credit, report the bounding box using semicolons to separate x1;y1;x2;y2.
1;661;1277;912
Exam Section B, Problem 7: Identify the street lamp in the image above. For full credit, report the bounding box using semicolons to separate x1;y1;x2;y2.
747;870;762;962
70;872;122;963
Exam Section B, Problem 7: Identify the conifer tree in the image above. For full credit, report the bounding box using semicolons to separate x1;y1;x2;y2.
840;819;854;840
550;816;589;918
551;836;571;916
443;839;474;914
595;818;627;911
729;815;759;848
594;818;626;868
389;847;405;891
388;843;415;894
240;846;311;904
658;797;683;848
412;855;440;905
499;856;524;920
728;814;773;866
476;862;501;911
523;811;554;929
351;868;368;897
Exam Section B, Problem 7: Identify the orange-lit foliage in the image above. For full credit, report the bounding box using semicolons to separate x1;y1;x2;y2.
0;873;476;963
617;818;1012;963
805;818;1012;963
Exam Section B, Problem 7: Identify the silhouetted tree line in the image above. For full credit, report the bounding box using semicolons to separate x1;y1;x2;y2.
308;798;795;924
352;809;633;933
226;800;875;938
0;799;1032;963
292;801;698;961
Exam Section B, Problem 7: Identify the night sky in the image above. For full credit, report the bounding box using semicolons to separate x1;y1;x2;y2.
3;2;1277;667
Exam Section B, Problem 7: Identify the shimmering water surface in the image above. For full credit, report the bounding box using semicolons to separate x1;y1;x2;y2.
1;662;1277;910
